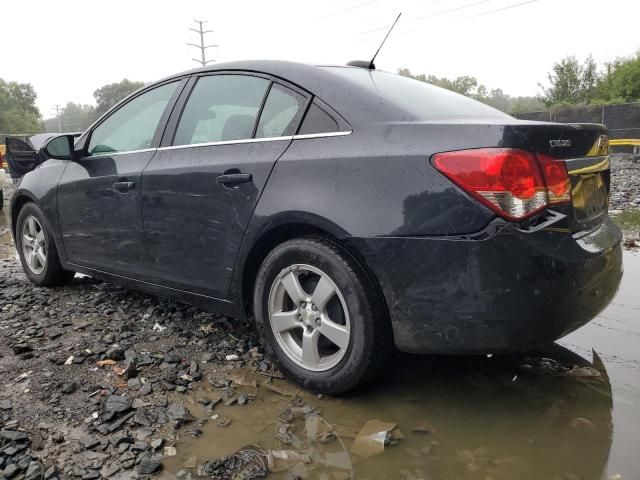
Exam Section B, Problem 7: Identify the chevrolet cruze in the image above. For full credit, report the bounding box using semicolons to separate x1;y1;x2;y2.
7;60;623;393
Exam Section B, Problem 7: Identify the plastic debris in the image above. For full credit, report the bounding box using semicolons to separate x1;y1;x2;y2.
351;419;403;458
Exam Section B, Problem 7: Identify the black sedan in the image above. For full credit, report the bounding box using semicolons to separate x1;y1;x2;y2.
8;60;622;393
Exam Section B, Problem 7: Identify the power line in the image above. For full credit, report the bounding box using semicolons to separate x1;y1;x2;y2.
313;0;379;22
360;0;541;42
188;20;218;66
455;0;540;20
359;0;492;35
359;0;450;34
403;0;493;26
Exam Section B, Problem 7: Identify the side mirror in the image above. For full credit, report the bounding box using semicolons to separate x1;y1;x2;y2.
43;134;76;160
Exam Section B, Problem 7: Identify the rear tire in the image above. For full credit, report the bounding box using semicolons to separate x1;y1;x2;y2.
253;236;392;394
16;203;75;287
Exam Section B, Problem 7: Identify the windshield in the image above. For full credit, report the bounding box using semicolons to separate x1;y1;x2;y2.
323;67;512;122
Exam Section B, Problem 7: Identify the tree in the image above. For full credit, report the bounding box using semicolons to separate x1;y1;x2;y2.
596;51;640;103
0;79;41;133
580;54;598;103
43;102;96;133
93;79;145;117
539;56;584;106
397;68;543;114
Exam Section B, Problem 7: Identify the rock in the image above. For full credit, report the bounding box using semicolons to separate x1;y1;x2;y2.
102;395;132;413
166;403;193;422
25;461;43;480
11;343;33;355
138;460;162;475
127;378;141;390
3;463;19;478
140;382;153;396
150;438;164;450
130;441;149;452
0;398;12;410
0;430;29;442
78;435;99;450
61;382;76;394
105;346;125;361
164;352;180;364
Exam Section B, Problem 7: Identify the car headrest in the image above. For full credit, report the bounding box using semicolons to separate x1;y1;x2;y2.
221;114;255;141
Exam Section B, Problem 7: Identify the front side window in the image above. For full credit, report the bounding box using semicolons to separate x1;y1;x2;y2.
88;82;178;156
174;75;270;146
255;84;306;138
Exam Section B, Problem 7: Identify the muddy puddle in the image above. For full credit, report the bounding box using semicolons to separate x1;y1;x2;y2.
161;253;640;480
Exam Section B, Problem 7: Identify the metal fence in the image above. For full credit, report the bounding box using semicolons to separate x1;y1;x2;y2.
514;102;640;140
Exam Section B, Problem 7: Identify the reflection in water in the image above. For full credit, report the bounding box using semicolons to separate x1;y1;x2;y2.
163;344;612;480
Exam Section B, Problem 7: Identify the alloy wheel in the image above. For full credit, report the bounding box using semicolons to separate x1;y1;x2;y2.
21;215;47;275
268;264;351;372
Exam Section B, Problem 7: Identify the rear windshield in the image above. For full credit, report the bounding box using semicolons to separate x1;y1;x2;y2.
323;67;511;121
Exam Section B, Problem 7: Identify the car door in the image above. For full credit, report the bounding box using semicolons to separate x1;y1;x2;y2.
57;80;183;279
142;73;309;298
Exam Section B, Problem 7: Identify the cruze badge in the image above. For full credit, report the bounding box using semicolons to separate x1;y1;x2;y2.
549;139;572;147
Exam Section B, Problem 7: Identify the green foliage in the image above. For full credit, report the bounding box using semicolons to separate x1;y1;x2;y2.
540;52;640;106
398;68;544;114
0;79;41;133
596;51;640;103
93;79;145;117
539;56;585;106
43;102;96;133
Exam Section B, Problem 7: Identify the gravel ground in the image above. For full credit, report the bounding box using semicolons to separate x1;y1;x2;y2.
1;187;281;479
609;153;640;211
0;153;639;479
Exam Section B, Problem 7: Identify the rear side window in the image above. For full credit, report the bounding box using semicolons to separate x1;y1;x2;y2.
88;81;178;156
255;84;306;138
324;67;511;121
298;103;339;135
174;75;269;145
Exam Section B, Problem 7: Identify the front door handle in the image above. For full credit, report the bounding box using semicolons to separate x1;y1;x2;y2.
216;172;252;186
113;181;135;192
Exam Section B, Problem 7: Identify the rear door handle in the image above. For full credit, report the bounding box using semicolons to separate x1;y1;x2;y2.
113;181;135;192
216;173;252;186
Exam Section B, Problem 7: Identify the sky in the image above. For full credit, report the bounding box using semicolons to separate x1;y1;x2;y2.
2;0;639;117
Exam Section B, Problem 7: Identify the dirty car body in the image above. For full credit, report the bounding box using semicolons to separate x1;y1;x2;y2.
8;61;622;391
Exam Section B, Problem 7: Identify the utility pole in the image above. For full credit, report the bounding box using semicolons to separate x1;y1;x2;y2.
53;105;62;133
188;20;217;66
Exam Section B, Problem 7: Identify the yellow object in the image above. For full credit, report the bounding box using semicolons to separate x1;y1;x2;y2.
609;138;640;146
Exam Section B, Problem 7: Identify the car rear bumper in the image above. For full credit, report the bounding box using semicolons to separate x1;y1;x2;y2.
351;216;623;354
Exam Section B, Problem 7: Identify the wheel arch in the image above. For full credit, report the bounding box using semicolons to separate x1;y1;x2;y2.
237;213;391;331
10;192;37;240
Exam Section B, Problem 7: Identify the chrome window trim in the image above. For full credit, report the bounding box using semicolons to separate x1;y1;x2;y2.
292;131;352;140
87;147;157;158
153;130;353;152
157;135;293;152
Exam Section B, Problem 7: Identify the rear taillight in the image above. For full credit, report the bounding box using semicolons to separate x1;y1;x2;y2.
537;153;571;204
432;148;570;221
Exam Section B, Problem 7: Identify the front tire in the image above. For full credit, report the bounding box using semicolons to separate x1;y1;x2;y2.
15;203;75;287
253;237;392;394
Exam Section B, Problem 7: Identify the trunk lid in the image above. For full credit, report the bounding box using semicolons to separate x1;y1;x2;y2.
505;122;610;232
